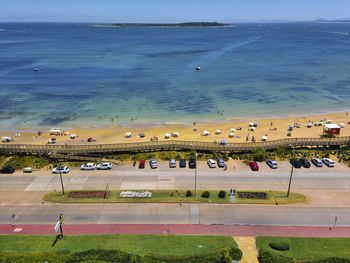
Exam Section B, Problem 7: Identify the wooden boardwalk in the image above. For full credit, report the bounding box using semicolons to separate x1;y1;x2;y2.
0;136;349;155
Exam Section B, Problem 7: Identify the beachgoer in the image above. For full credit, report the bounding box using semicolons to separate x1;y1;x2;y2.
271;121;273;126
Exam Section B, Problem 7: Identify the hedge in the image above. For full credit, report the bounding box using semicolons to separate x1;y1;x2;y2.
0;247;242;263
269;242;290;251
258;249;350;263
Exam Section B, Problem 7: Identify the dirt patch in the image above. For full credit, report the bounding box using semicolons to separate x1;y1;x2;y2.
69;191;109;199
237;191;267;199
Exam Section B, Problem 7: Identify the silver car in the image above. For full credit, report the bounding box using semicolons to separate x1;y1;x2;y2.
149;159;158;169
322;158;334;167
169;159;176;168
266;159;278;169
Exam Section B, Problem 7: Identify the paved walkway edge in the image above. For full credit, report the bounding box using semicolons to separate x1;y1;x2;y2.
1;224;350;237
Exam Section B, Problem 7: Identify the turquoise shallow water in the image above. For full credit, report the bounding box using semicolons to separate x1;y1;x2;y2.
0;22;350;128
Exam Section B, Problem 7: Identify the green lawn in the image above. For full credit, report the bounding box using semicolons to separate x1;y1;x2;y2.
43;190;305;204
256;236;350;261
0;235;237;256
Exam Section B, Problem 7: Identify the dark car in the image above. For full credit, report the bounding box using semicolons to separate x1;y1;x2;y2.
139;160;145;169
179;159;186;168
249;162;259;171
217;158;225;168
189;159;196;169
299;158;311;168
290;159;301;168
0;166;15;174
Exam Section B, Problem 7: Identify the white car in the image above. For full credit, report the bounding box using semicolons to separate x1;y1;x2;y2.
207;159;216;168
23;167;33;173
97;162;112;170
322;158;335;167
80;163;96;170
52;166;70;174
169;159;176;168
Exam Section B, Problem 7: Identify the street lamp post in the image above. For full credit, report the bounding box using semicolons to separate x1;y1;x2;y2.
56;143;65;196
190;144;198;196
287;144;295;197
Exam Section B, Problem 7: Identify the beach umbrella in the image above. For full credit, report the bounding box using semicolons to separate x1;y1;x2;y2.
262;136;268;141
70;134;77;139
250;127;256;131
237;126;242;130
164;133;171;138
307;123;312;128
139;133;145;138
249;122;254;127
193;127;198;131
172;132;179;137
340;123;345;128
220;139;227;145
228;132;234;138
51;138;56;141
125;132;132;138
215;130;221;134
230;128;235;132
254;123;258;127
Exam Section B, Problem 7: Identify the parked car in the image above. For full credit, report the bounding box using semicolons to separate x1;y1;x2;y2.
217;158;225;168
52;166;70;174
23;167;33;173
97;162;112;170
80;163;96;170
179;159;186;168
139;160;145;169
311;158;323;167
323;158;335;167
299;158;311;168
207;159;216;168
266;159;278;169
189;159;196;169
149;159;158;169
0;166;15;174
290;159;301;168
169;159;176;168
249;162;259;171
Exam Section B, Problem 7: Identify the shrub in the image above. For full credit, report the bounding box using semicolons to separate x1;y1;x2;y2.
252;148;269;162
186;190;192;197
201;191;210;198
258;249;292;263
269;242;290;251
218;190;226;198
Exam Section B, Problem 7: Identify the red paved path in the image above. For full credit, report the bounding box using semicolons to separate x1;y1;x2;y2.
1;224;350;237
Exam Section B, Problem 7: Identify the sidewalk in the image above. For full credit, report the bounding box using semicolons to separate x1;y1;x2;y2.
1;224;350;237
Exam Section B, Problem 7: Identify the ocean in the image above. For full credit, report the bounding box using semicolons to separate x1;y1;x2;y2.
0;22;350;128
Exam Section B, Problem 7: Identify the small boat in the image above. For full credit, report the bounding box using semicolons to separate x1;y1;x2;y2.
195;66;200;71
34;68;38;72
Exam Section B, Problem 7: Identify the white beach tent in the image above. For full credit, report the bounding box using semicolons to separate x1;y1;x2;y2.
230;128;235;132
202;130;210;136
250;127;256;131
262;136;268;141
2;136;12;142
340;123;345;128
164;133;171;139
125;132;132;138
172;132;179;137
228;132;234;138
70;134;77;139
50;128;60;135
326;120;332;124
215;130;221;135
249;122;254;127
307;123;312;128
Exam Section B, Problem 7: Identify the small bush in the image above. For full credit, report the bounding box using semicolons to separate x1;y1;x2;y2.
253;148;269;162
185;190;192;197
201;191;210;198
269;242;290;251
258;248;292;263
218;191;226;198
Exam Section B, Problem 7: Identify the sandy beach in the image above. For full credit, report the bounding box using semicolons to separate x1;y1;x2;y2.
1;112;349;146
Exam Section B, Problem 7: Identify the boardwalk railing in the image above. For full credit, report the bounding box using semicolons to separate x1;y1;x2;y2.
0;136;349;155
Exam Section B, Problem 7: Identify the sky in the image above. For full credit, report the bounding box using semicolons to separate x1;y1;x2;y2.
1;0;350;23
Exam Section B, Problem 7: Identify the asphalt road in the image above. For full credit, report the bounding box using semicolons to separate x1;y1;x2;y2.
1;161;350;226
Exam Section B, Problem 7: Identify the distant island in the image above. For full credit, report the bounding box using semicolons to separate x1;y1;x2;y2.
313;18;350;23
90;22;232;28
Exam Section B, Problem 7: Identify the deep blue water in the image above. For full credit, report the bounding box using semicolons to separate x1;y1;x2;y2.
0;22;350;128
